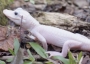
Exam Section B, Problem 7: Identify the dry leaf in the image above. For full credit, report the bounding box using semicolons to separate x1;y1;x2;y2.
0;25;20;51
0;26;7;40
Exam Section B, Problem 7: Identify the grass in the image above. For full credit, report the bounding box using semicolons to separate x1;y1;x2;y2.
0;0;13;25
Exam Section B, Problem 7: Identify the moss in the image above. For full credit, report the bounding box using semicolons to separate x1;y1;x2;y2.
0;0;13;26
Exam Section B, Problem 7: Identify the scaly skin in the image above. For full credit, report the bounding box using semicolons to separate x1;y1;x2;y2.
3;8;90;57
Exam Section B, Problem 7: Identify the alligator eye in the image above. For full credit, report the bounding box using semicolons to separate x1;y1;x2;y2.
14;12;18;15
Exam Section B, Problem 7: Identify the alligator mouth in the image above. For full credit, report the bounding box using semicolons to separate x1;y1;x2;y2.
5;15;19;20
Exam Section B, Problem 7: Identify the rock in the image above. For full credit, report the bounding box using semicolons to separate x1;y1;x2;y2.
35;12;86;25
44;3;66;12
11;1;21;8
34;12;90;33
35;0;66;6
86;16;90;22
64;4;75;14
34;0;46;4
82;56;90;64
10;0;35;12
23;3;36;13
67;0;73;4
34;0;47;10
87;0;90;4
10;0;25;9
34;4;46;10
73;0;89;8
35;0;67;11
73;10;87;20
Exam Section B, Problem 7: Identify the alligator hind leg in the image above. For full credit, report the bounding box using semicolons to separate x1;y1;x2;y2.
47;40;82;57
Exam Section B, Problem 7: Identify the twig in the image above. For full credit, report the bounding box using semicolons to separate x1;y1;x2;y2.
20;16;23;42
0;55;41;60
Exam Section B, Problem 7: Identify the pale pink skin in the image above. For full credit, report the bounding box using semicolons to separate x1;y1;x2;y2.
3;8;90;57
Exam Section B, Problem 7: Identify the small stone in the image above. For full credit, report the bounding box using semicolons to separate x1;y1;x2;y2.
73;10;87;20
86;16;90;22
73;0;89;8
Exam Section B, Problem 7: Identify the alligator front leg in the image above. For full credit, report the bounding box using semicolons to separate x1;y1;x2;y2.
47;40;82;57
32;31;48;50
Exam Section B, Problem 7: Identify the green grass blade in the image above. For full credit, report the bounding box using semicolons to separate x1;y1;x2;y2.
78;52;82;61
68;51;76;64
14;38;20;55
24;60;32;64
8;49;15;55
53;56;69;64
6;58;13;62
79;56;83;64
29;42;48;59
0;60;6;64
27;49;35;62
